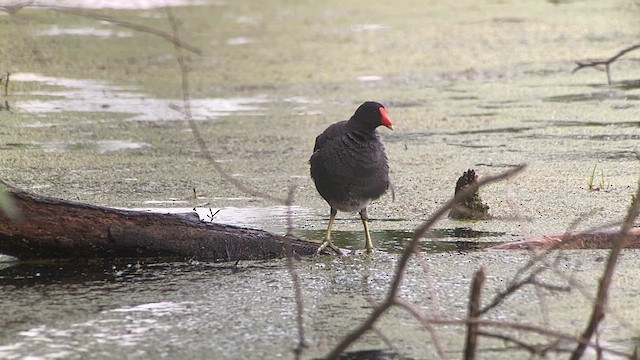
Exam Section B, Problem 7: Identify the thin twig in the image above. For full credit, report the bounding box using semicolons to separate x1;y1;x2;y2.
164;10;286;205
393;298;447;360
47;6;202;55
478;266;570;317
282;185;307;359
570;179;640;359
0;1;33;15
0;2;201;55
1;72;9;96
532;274;551;330
505;218;640;339
464;267;485;360
416;255;442;318
529;245;640;338
572;44;640;85
164;9;307;358
371;325;405;360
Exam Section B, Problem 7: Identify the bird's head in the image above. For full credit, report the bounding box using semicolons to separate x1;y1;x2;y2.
350;101;394;132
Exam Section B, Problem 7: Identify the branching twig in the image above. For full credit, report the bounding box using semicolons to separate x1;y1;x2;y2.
395;303;634;359
572;44;640;85
570;179;640;359
479;266;570;317
324;165;526;359
522;243;640;338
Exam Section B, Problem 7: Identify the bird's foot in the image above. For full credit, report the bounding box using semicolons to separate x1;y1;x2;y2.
316;239;342;255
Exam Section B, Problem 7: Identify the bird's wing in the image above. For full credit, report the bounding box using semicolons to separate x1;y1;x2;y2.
313;121;347;153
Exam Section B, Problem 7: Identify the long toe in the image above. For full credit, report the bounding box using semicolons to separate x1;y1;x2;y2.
317;240;342;255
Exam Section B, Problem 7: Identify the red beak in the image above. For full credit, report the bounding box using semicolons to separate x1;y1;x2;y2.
379;107;394;130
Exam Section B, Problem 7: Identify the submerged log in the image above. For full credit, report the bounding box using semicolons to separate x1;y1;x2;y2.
487;228;640;250
0;188;324;261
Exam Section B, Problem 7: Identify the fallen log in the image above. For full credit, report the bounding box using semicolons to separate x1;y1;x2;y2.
3;186;638;260
0;188;324;261
487;228;640;250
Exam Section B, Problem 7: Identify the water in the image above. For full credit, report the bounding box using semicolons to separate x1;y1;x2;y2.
1;0;640;359
2;251;640;359
10;73;270;121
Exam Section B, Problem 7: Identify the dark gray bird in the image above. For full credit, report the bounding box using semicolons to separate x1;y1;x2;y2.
309;101;394;254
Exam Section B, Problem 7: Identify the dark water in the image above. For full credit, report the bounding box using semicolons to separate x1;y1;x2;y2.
3;248;640;359
295;228;505;253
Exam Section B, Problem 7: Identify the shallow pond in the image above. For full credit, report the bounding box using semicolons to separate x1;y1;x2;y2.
0;0;639;359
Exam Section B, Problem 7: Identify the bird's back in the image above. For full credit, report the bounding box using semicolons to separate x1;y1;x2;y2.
309;121;389;212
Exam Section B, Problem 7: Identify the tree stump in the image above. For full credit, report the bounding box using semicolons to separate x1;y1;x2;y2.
448;169;490;220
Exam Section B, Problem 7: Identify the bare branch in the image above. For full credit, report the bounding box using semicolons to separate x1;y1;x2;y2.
478;266;569;317
464;268;485;360
0;3;202;54
394;165;526;304
572;44;640;85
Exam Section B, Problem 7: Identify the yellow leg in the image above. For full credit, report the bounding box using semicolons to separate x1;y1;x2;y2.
360;208;374;252
317;207;342;255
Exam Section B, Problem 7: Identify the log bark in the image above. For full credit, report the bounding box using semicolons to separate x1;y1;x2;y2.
0;188;324;261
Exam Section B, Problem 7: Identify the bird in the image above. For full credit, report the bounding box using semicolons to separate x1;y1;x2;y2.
309;101;394;254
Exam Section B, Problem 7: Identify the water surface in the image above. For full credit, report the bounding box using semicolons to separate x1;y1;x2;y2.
0;0;639;359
